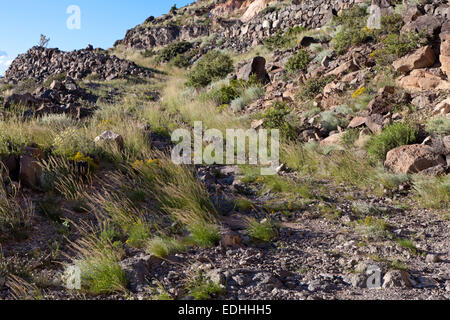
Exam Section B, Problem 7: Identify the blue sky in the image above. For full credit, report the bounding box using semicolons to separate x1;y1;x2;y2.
0;0;193;75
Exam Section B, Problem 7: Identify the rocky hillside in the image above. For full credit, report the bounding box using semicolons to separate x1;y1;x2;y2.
115;0;360;52
4;46;152;84
0;0;450;301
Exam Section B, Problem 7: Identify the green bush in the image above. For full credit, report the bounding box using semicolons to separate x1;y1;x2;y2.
381;13;404;34
263;101;297;140
264;26;306;50
156;41;192;63
366;122;417;162
285;49;312;73
342;129;360;147
332;6;372;55
299;75;334;99
186;51;234;88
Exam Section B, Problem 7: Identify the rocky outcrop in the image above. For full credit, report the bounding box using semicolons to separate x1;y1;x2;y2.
384;144;447;175
240;0;274;23
4;46;152;84
3;76;97;119
393;46;436;74
396;69;450;92
440;29;450;77
115;0;360;52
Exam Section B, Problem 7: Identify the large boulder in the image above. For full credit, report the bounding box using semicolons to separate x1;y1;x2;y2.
401;15;441;37
3;93;39;109
440;32;450;77
393;46;436;74
385;144;446;175
19;146;45;188
433;97;450;116
237;56;269;83
240;0;274;23
94;131;124;150
396;69;450;91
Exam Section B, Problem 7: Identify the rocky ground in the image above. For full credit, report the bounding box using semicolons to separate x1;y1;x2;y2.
0;0;449;301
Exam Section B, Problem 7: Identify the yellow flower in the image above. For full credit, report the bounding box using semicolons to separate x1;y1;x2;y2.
146;159;160;166
132;160;144;170
70;152;98;170
352;86;365;99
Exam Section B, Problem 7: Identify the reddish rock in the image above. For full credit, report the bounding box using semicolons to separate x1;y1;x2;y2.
348;116;367;128
385;144;446;175
393;46;436;74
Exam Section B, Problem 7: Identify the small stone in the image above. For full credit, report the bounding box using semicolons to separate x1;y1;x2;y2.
94;130;124;150
425;254;442;263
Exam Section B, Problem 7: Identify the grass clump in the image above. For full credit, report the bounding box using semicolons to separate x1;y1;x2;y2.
246;218;277;242
186;51;234;88
413;175;450;209
71;230;127;295
354;216;391;240
426;116;450;135
366;122;417;162
188;223;220;247
285;49;312;73
146;236;187;258
0;179;33;241
186;271;224;300
264;26;306;50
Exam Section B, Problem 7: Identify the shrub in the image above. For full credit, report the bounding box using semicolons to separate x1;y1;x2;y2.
264;26;306;50
186;51;234;88
263;101;297;139
366;122;417;162
172;53;191;68
156;41;192;63
320;111;342;131
299;76;334;99
342;129;360;147
285;50;312;73
209;85;240;105
381;13;404;34
332;6;372;55
373;31;427;66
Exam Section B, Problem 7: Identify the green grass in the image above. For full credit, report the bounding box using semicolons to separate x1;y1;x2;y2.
186;272;224;300
366;122;417;162
413;175;450;209
188;223;220;247
246;218;277;242
396;238;419;255
354;216;392;240
146;236;187;258
426;116;450;135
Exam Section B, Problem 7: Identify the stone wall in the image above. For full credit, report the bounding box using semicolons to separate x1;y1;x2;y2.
115;0;363;51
